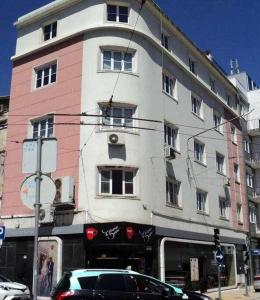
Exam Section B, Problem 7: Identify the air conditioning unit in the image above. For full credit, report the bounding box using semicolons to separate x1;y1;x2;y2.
165;145;176;159
39;204;54;224
53;176;74;206
107;133;125;145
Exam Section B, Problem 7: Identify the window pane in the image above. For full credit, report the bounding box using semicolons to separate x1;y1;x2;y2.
51;64;57;83
101;171;110;193
113;52;122;70
40;120;47;137
36;70;43;88
103;51;112;70
47;118;54;137
107;5;117;21
52;22;57;38
124;108;133;127
43;67;50;85
119;6;128;23
125;171;133;194
112;108;122;126
124;53;132;71
44;24;51;41
33;123;39;138
112;170;123;194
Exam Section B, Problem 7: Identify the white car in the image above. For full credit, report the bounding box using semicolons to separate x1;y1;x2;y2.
0;275;30;300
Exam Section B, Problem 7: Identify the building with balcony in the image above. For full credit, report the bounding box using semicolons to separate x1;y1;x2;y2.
0;0;249;293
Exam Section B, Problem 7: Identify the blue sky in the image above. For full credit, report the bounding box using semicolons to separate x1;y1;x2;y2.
0;0;259;95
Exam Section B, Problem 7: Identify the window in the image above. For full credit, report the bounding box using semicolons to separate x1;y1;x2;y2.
102;50;133;72
216;153;225;174
78;276;98;289
219;197;228;219
161;32;169;50
99;168;135;195
244;139;251;154
191;95;202;118
35;63;57;88
227;95;231;107
32;116;54;138
164;123;179;150
162;72;176;98
128;275;170;294
237;204;243;223
213;111;222;133
166;178;181;206
189;58;196;74
249;206;257;224
194;140;205;164
210;77;216;93
101;106;134;129
43;21;57;41
231;125;237;144
234;164;239;182
196;190;207;213
246;172;254;188
98;274;126;291
107;4;128;23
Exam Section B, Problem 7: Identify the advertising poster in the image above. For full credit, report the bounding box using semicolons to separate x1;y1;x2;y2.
190;258;199;282
37;237;62;297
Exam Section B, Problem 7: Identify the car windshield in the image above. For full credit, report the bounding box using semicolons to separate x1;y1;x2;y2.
0;275;11;283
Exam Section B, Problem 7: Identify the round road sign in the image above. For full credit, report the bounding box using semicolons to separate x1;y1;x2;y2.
20;174;56;209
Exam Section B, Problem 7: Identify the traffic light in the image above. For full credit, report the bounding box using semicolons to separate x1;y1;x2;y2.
243;244;249;265
214;228;220;249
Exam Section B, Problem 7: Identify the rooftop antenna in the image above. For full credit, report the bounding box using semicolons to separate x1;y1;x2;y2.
230;59;239;75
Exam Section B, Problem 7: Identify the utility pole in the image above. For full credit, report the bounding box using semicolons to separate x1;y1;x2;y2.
32;137;42;300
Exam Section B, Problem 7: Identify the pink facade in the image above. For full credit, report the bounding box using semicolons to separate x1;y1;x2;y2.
225;110;249;232
1;36;83;216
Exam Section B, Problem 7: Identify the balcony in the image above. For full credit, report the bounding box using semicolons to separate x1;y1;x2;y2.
251;187;260;203
248;119;260;136
247;152;260;169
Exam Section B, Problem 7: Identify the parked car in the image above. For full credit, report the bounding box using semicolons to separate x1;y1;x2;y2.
0;274;30;300
253;273;260;291
51;269;212;300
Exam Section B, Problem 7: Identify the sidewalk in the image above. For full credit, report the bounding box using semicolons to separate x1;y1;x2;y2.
206;287;260;300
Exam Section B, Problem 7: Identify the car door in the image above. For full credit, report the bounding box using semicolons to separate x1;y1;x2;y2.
127;274;183;300
94;274;132;300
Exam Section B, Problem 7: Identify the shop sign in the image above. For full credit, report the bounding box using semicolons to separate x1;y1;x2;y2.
84;222;155;244
190;258;199;282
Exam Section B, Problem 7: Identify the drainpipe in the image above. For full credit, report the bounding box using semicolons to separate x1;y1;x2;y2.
159;237;167;282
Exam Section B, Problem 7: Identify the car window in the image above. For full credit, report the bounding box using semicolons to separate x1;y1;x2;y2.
129;275;166;294
0;275;9;283
78;276;98;289
54;273;71;291
97;274;126;291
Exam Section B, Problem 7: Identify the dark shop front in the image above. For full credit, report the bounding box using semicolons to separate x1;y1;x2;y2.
84;222;156;275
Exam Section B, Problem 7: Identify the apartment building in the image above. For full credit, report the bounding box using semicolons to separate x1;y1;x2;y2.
0;0;249;293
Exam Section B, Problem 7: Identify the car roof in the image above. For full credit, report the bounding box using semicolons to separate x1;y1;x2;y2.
70;269;140;277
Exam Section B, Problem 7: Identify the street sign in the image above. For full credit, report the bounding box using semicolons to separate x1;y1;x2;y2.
0;226;5;240
20;174;56;209
215;248;224;264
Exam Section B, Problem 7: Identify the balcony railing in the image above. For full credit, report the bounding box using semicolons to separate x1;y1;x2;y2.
247;152;260;168
248;119;260;135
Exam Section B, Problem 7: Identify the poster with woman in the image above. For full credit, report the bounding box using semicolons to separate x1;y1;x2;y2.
37;237;62;298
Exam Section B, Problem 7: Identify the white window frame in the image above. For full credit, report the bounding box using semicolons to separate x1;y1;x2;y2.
237;203;243;223
246;172;254;188
234;163;240;183
244;139;251;154
100;105;135;129
194;140;206;164
196;189;208;213
166;178;181;207
231;125;237;144
161;32;169;50
99;167;136;195
216;152;225;174
101;49;134;72
213;111;223;133
191;94;203;118
106;4;129;23
31;115;54;138
35;62;57;89
162;72;177;99
164;123;180;151
249;206;257;224
219;197;229;219
43;21;57;41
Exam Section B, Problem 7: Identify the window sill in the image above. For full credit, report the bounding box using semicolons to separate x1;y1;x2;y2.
33;82;57;92
97;70;139;77
96;194;139;200
191;111;204;121
197;211;209;216
235;180;240;185
219;216;229;222
238;221;243;225
166;203;183;210
97;128;140;135
162;90;178;103
194;160;207;168
232;141;237;146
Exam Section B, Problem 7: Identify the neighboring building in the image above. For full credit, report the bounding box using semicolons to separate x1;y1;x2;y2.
0;96;9;208
229;71;260;277
0;0;249;292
